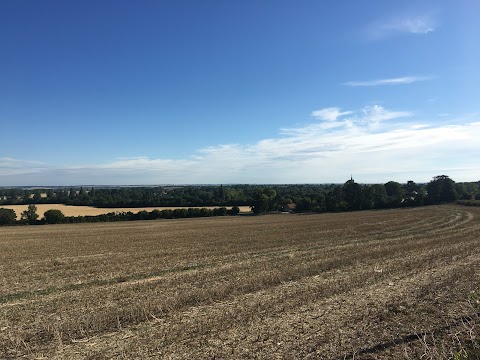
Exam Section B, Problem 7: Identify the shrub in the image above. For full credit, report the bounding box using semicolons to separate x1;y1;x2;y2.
44;209;65;224
0;208;16;225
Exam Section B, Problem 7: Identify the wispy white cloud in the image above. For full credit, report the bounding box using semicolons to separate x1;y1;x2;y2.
366;14;437;40
0;157;47;176
1;107;479;185
293;105;411;134
93;157;195;171
361;104;411;121
344;76;433;87
361;105;412;129
311;107;353;121
410;124;430;129
387;16;436;34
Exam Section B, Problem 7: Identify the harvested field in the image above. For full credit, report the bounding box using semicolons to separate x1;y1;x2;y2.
0;205;479;359
1;204;252;218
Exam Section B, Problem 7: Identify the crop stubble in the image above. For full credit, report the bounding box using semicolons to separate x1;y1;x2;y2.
0;205;479;359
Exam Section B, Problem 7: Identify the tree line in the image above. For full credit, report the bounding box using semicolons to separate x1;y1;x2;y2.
0;205;241;226
0;185;255;207
2;177;478;209
0;175;478;226
250;175;478;214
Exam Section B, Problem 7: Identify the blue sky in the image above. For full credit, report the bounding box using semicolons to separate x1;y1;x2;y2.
1;0;479;185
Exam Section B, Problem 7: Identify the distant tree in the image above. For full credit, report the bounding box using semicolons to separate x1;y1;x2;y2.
150;209;162;220
342;178;362;210
0;208;16;225
21;204;39;224
252;194;269;214
465;182;479;200
405;180;418;195
455;183;469;200
229;206;240;215
56;189;67;200
218;185;226;202
402;180;420;206
416;185;427;205
161;209;173;218
384;181;404;206
213;207;227;216
44;209;65;224
69;188;76;199
426;175;457;204
296;197;314;212
251;188;277;214
326;186;345;212
136;210;149;220
370;184;388;208
314;193;326;212
173;208;188;218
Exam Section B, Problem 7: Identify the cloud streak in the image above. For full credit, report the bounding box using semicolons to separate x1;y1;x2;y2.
366;14;437;40
1;107;479;185
0;157;48;176
311;107;353;121
343;76;433;87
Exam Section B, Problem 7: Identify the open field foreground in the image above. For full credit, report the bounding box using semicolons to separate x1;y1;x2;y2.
1;205;479;359
1;204;252;218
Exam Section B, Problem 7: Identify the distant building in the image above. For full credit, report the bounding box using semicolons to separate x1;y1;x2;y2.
281;203;296;213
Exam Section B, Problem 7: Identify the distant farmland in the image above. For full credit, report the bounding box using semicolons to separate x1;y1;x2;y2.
1;204;252;218
0;205;479;358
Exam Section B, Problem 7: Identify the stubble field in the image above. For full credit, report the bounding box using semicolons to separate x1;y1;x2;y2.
0;205;479;359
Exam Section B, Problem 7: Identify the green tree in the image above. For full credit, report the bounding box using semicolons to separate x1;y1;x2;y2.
326;186;345;212
370;184;388;208
384;181;404;207
426;175;457;204
136;210;149;220
314;193;326;212
402;180;420;206
213;207;228;216
251;188;277;214
405;180;418;195
69;188;76;199
465;182;479;200
21;204;39;224
0;208;16;225
296;197;314;212
229;206;240;215
218;185;226;202
343;178;362;210
44;209;65;224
